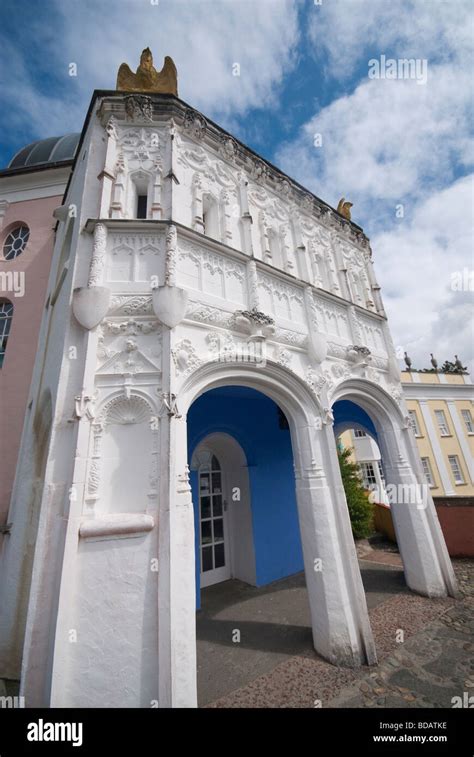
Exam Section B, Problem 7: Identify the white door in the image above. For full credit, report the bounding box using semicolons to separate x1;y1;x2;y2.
199;454;231;588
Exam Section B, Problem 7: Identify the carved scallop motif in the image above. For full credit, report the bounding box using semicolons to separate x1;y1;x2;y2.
102;395;152;426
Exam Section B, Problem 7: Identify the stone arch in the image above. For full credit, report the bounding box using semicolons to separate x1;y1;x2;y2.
160;358;377;707
190;431;255;591
330;378;458;598
180;358;324;432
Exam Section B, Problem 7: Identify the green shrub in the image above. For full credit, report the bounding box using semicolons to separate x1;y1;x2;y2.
337;446;374;539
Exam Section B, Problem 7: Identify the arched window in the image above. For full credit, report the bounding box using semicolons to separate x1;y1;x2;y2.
268;227;282;268
0;299;14;367
128;172;150;219
3;224;30;260
202;194;219;239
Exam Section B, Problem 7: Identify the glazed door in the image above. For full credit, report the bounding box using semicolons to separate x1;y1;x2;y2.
198;454;231;588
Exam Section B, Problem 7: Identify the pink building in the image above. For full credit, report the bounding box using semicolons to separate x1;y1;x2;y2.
0;135;79;544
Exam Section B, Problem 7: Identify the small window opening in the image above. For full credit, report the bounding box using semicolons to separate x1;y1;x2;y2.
137;195;148;219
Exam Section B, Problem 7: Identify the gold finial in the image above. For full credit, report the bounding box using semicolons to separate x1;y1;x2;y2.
337;197;353;221
116;47;178;95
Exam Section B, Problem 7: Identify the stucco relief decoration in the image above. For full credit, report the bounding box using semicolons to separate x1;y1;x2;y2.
74;391;98;421
346;344;372;363
183;108;207;140
88;223;108;287
274;346;292;369
172;339;202;377
220;135;237;162
109;295;153;316
104;395;152;425
185;300;234;329
177;465;192;495
233;307;276;340
389;384;403;405
165;224;178;286
305;366;327;397
97;319;161;375
323;361;351;399
177;144;209;172
124;95;153;123
119;127;162;166
247;157;268;182
272;326;307;348
159;392;181;418
322;406;335;426
105;115;119;140
206;331;237;360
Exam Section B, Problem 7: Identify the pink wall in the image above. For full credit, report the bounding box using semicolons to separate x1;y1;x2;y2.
435;502;474;557
0;195;61;539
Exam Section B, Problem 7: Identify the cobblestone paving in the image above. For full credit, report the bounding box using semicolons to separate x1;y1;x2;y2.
208;560;472;708
328;560;474;709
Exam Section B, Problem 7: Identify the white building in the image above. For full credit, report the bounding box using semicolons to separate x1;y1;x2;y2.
0;75;457;708
339;428;389;505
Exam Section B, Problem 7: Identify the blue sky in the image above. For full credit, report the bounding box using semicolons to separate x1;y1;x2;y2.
0;0;473;372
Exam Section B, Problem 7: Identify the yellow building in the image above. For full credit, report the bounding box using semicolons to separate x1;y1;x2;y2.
338;362;473;554
401;368;473;501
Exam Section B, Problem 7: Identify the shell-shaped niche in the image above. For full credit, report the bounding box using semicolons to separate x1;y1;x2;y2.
104;395;152;425
91;394;157;515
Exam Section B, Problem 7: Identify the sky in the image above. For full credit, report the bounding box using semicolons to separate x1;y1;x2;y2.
0;0;473;374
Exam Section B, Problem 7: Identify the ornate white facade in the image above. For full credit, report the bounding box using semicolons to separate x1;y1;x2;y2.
0;92;458;707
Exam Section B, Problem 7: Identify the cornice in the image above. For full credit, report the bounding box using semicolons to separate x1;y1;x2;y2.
402;382;473;401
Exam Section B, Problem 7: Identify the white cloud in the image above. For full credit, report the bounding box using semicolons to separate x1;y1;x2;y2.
274;0;473;375
275;63;473;218
0;0;299;147
309;0;473;78
372;174;474;375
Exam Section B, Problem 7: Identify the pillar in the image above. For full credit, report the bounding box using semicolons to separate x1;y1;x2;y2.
291;414;377;666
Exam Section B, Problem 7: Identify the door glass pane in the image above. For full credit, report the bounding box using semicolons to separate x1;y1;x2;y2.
213;518;224;542
200;473;210;494
200;496;211;519
202;546;213;572
212;495;222;516
214;543;225;568
211;455;221;470
201;520;212;545
212;472;221;493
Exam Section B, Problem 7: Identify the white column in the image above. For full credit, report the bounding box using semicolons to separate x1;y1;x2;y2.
377;422;458;597
157;327;197;708
292;416;377;666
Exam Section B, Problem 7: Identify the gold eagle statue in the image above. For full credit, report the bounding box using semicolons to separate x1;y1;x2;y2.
336;197;353;221
116;47;178;95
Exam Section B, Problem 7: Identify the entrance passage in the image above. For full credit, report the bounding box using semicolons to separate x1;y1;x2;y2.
198;454;230;587
196;561;408;706
188;386;304;609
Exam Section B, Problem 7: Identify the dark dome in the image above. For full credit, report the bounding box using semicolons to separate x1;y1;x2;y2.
7;133;80;169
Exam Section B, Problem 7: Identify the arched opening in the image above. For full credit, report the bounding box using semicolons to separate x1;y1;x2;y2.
330;379;457;600
128;170;151;219
333;398;405;601
166;364;377;707
202;193;220;239
187;386;308;705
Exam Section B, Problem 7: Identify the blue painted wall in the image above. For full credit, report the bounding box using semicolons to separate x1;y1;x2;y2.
333;400;378;440
188;387;304;607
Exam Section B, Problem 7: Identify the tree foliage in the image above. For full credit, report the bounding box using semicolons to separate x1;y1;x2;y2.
338;446;374;539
